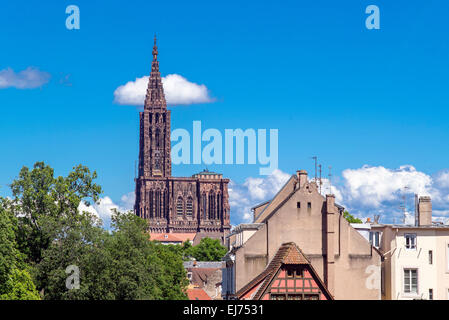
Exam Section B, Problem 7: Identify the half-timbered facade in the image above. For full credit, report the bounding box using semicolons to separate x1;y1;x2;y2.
235;242;333;300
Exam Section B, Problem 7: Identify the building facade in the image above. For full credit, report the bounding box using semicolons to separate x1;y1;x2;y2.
371;196;449;300
235;242;333;300
134;37;231;244
223;170;382;300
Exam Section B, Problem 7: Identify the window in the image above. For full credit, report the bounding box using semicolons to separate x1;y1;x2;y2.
429;250;433;265
307;202;312;209
270;293;319;300
297;202;301;208
186;197;193;216
429;289;433;300
447;244;449;271
303;294;319;300
370;231;380;247
176;197;184;216
405;234;417;250
286;267;303;278
404;269;418;294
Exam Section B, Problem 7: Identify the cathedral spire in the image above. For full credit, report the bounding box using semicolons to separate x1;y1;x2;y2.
144;34;166;109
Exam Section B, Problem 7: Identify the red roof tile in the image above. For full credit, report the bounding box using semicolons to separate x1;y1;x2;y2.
187;288;211;300
150;232;196;243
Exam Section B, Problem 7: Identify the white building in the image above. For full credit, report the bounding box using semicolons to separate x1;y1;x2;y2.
370;196;449;300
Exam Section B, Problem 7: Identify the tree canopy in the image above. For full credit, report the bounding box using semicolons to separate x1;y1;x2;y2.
0;198;40;300
343;210;363;224
184;237;227;262
1;161;188;300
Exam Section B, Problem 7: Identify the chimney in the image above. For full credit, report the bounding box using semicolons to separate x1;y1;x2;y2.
296;170;308;189
325;194;336;295
418;196;432;226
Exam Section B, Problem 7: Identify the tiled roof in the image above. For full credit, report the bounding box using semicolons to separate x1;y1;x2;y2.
186;288;211;300
150;232;196;243
235;242;333;300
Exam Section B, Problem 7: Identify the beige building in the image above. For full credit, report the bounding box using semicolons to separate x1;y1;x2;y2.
371;196;449;300
223;170;382;300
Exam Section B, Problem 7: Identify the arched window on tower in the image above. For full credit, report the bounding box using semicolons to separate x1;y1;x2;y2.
202;193;207;219
216;193;222;220
155;129;160;148
156;190;161;218
149;190;154;218
186;197;193;217
209;191;215;220
177;197;184;216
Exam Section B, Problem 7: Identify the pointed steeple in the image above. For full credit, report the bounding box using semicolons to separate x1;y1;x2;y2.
144;35;167;109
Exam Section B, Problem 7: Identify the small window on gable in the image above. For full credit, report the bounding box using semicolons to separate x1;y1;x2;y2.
307;202;312;209
297;202;301;209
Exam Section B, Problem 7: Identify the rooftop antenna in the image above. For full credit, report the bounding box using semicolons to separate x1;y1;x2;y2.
311;156;318;183
402;186;410;224
328;166;332;194
318;164;323;195
414;193;419;226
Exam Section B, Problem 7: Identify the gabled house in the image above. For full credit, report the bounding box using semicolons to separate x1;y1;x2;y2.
223;170;381;300
235;242;333;300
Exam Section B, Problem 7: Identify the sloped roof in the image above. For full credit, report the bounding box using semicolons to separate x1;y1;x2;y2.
253;175;296;223
150;232;196;243
235;242;333;300
186;288;211;300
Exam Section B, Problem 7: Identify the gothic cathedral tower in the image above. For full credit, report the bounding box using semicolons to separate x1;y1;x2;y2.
138;36;171;179
134;37;231;244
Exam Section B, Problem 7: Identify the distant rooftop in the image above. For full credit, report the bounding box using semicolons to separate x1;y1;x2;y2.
183;261;225;269
192;169;223;179
371;223;449;229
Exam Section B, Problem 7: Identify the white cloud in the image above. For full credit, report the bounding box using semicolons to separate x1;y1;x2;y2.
228;165;449;226
341;165;432;208
337;165;449;224
113;74;214;106
229;169;291;223
312;177;343;204
0;67;50;89
78;192;135;229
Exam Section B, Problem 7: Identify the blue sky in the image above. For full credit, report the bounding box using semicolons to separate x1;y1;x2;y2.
1;0;449;226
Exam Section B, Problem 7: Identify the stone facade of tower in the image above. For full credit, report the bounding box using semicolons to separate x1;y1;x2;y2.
134;37;231;244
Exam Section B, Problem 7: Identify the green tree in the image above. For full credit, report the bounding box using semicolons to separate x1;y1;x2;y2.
8;162;189;300
343;210;363;224
0;268;41;300
36;209;188;300
187;237;227;261
0;198;40;300
10;162;102;264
